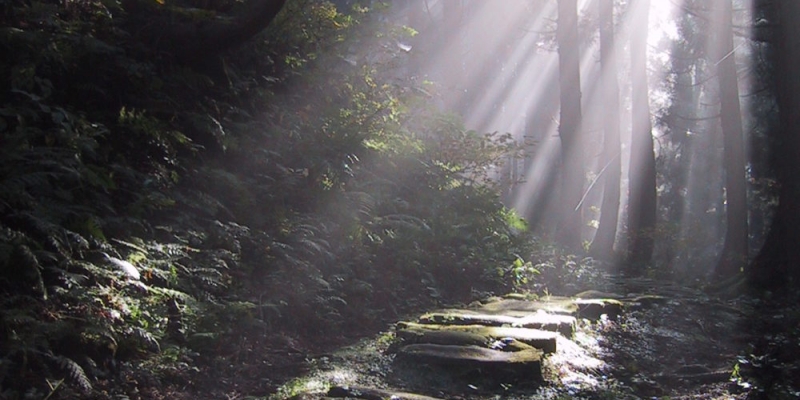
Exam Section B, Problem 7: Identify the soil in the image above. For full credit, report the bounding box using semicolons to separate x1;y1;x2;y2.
266;276;800;400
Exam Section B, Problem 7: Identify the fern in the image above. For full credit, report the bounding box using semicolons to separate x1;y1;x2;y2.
11;244;47;299
128;327;161;352
148;286;194;302
52;354;92;394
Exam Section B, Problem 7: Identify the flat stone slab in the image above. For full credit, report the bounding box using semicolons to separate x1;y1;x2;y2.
417;310;576;337
327;385;443;400
573;298;623;319
476;297;578;315
397;322;558;353
418;311;519;326
475;297;624;321
396;327;535;352
513;311;577;336
396;344;543;381
396;328;489;347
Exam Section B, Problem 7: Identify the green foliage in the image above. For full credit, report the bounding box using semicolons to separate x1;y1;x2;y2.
0;0;537;398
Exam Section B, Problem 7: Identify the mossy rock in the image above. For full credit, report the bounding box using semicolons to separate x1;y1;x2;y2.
418;310;576;337
327;385;444;400
395;344;543;382
573;298;624;319
476;296;624;321
396;322;557;353
418;311;519;326
572;290;625;299
475;297;578;316
395;328;489;348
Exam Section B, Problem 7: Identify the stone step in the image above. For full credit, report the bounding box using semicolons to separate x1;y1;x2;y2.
396;327;535;352
418;310;576;337
475;297;624;320
397;321;558;353
326;385;443;400
395;344;543;382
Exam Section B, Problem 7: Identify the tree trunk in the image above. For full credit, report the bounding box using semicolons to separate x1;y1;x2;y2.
626;0;657;269
140;0;288;64
589;0;621;260
748;0;800;289
556;0;584;251
712;0;748;280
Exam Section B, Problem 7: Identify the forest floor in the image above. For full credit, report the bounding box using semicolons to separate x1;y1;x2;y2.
100;275;800;400
261;276;800;400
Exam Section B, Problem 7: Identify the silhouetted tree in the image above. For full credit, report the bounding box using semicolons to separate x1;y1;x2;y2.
749;0;800;289
556;0;584;250
129;0;287;65
626;0;657;269
589;0;621;260
712;0;748;280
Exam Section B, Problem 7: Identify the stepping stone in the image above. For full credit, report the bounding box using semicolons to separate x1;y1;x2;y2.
397;322;558;353
476;297;578;316
418;312;519;326
396;328;489;348
396;344;543;381
513;311;577;337
573;299;623;319
476;297;624;321
396;328;535;352
418;311;576;337
572;290;625;299
327;385;443;400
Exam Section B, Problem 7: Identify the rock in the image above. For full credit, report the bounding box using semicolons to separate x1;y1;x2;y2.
656;365;732;385
475;297;578;316
396;322;558;354
512;311;577;337
395;329;489;348
417;311;576;337
475;297;622;321
418;312;518;327
503;292;537;300
572;290;625;299
327;385;443;400
396;344;543;381
627;294;668;308
573;299;623;319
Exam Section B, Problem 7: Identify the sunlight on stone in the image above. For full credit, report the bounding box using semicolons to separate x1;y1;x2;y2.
319;367;358;386
546;334;606;390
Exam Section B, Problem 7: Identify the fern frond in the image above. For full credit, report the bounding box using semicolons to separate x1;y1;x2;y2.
148;286;194;302
128;327;161;352
298;237;333;259
110;238;148;254
11;244;47;299
53;355;92;394
376;214;432;232
70;260;120;281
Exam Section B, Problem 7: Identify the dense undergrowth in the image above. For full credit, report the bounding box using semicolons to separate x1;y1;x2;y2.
0;0;541;398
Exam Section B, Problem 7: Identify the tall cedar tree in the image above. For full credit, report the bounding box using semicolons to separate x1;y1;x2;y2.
626;0;657;269
749;0;800;288
589;0;622;260
712;0;748;279
556;0;584;250
127;0;287;64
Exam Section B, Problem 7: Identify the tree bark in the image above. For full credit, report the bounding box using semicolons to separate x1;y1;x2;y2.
556;0;584;251
712;0;748;280
626;0;657;269
748;0;800;289
144;0;288;64
589;0;621;260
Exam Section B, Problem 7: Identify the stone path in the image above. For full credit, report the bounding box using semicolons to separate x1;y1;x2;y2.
279;282;755;399
281;290;668;400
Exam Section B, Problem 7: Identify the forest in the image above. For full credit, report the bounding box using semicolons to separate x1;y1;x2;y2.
0;0;798;399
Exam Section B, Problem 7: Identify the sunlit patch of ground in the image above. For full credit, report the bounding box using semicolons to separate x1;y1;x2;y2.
270;277;800;400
